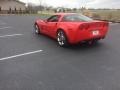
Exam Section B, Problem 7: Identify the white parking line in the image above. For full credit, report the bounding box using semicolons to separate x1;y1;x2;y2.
0;26;12;29
0;50;43;61
0;34;23;38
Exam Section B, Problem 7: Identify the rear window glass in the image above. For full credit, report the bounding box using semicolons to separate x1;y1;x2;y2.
62;14;93;22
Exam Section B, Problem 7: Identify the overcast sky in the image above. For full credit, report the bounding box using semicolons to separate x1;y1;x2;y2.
19;0;120;9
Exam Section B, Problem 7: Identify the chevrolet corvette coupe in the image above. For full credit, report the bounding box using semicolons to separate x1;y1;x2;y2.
34;13;109;47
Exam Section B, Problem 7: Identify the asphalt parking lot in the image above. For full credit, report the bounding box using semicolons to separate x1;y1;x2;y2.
0;15;120;90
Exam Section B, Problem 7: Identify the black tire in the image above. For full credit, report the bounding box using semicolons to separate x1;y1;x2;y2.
57;30;68;47
34;24;40;34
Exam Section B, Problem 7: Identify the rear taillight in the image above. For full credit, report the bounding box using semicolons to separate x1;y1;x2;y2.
79;24;90;30
105;22;109;26
103;22;109;28
102;23;105;27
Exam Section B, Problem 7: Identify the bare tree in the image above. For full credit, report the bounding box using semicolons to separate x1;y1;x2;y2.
39;0;43;13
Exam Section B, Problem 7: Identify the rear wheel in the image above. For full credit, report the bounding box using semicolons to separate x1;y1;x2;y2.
57;30;68;47
34;24;40;34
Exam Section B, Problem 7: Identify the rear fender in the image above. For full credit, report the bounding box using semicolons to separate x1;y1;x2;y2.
56;26;69;39
57;26;77;44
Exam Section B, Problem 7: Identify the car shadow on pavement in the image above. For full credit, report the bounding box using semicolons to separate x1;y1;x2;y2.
65;42;103;50
33;32;105;51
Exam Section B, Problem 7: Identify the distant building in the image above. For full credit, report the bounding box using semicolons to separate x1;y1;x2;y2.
0;0;26;14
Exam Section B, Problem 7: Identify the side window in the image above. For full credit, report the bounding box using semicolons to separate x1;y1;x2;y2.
47;15;60;22
62;15;77;22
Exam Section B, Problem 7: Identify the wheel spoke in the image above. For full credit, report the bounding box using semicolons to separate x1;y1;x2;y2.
35;24;40;34
57;31;65;46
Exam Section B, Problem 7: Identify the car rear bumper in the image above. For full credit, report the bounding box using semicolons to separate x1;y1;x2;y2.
68;28;108;44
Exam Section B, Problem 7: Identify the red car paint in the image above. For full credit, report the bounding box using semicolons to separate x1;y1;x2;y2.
35;13;109;44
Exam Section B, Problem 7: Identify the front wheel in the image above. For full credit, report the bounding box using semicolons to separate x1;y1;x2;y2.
57;30;68;47
34;24;41;34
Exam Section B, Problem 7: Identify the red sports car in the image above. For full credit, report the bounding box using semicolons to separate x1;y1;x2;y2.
34;13;109;47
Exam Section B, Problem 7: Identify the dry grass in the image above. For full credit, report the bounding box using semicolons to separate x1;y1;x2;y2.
90;10;120;22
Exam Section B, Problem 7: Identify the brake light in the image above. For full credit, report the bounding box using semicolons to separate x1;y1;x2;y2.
103;22;109;28
105;22;109;26
79;24;90;30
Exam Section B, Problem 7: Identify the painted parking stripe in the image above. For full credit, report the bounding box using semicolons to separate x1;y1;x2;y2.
0;50;43;61
0;34;23;38
0;26;12;29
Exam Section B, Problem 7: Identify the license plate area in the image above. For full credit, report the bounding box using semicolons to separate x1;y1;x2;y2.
92;30;99;36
